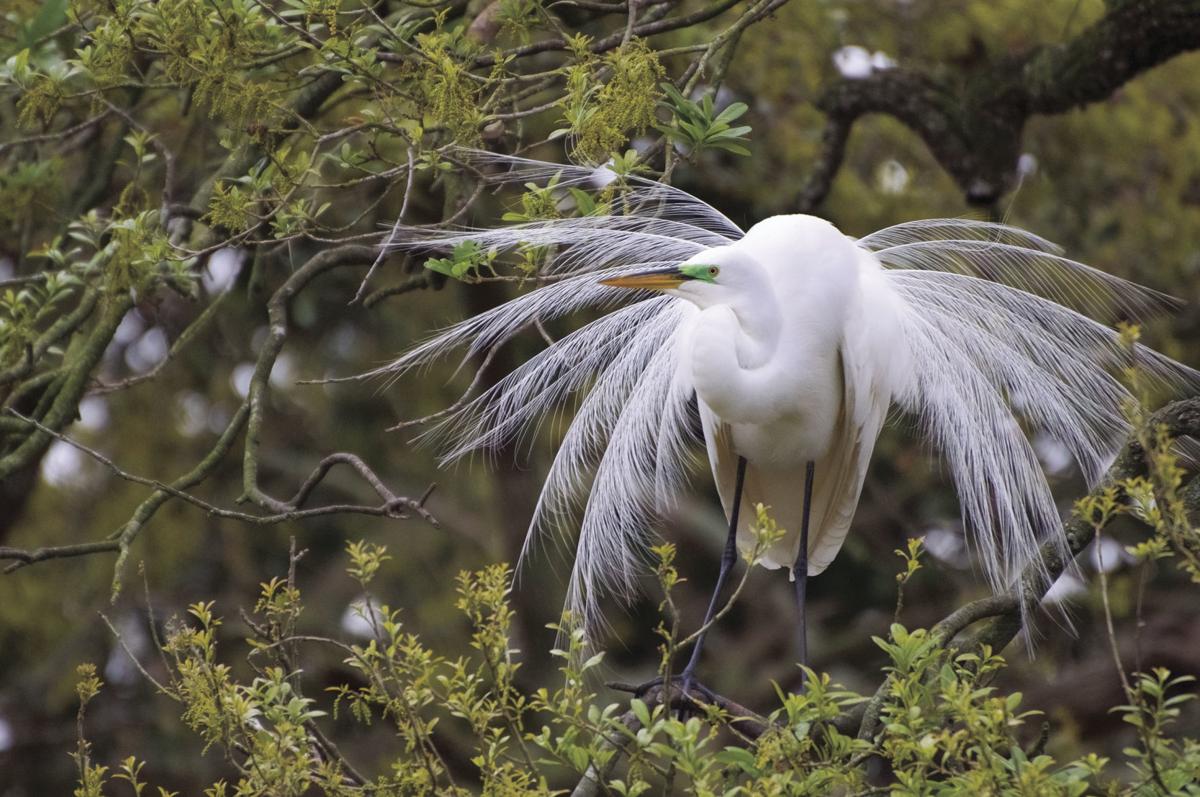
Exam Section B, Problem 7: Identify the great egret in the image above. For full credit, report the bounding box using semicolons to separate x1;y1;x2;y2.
377;152;1197;689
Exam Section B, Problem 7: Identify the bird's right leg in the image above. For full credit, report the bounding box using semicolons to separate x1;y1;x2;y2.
677;455;748;695
632;456;746;713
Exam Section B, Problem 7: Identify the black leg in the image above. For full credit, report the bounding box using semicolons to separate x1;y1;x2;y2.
793;461;815;676
681;455;748;682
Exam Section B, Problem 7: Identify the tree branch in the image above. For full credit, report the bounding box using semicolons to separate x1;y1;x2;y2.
0;294;133;483
804;0;1200;207
471;0;747;67
0;409;438;581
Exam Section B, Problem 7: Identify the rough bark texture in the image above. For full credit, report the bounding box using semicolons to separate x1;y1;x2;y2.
802;0;1200;207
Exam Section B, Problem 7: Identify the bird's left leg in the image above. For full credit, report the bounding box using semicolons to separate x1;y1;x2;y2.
792;461;815;682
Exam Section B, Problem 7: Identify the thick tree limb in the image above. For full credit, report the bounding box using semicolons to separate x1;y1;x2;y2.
0;289;98;392
0;295;133;483
805;0;1200;207
795;116;851;214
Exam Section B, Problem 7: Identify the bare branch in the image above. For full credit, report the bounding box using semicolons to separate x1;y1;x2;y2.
0;540;120;574
0;409;438;580
351;147;416;305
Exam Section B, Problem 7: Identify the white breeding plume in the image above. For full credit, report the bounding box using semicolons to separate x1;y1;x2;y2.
376;152;1198;642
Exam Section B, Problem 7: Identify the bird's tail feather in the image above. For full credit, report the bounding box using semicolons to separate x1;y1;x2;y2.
865;225;1179;322
561;322;698;633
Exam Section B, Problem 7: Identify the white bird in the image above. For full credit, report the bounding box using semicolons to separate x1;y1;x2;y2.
376;152;1197;684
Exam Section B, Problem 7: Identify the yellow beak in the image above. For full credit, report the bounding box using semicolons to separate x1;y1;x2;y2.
599;269;685;290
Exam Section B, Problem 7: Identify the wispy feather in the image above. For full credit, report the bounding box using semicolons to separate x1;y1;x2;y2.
377;152;1199;639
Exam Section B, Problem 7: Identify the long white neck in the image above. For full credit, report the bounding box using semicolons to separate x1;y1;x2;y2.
727;284;781;367
688;269;783;422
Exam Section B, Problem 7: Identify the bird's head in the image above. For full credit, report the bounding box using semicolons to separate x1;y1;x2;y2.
598;246;763;309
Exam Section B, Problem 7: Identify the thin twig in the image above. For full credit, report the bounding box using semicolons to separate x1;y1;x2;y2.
0;111;113;155
0;409;438;575
90;290;230;394
387;342;504;431
351;147;416;304
0;540;120;574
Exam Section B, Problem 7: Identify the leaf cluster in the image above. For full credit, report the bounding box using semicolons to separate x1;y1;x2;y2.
656;83;752;158
67;539;1200;796
559;38;666;163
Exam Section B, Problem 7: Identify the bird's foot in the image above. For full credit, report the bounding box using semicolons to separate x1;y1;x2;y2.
624;672;716;717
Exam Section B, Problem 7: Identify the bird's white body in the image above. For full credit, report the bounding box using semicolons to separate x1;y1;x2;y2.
684;215;908;573
381;153;1198;633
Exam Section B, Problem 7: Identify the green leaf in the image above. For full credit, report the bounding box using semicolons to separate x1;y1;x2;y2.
717;125;753;139
713;102;749;125
657;84;753;158
713;746;759;774
568;187;597;216
631;698;651;728
424;257;455;277
709;140;751;156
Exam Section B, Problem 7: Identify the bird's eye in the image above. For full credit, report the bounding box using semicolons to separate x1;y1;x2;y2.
707;266;719;278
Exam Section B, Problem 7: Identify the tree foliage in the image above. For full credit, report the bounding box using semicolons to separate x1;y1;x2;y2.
2;0;1200;791
72;457;1200;795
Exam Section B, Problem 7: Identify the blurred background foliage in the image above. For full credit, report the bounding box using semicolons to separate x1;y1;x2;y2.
1;0;1199;792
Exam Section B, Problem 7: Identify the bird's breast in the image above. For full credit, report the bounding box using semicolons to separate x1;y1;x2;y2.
727;357;842;465
728;412;836;467
690;328;843;465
